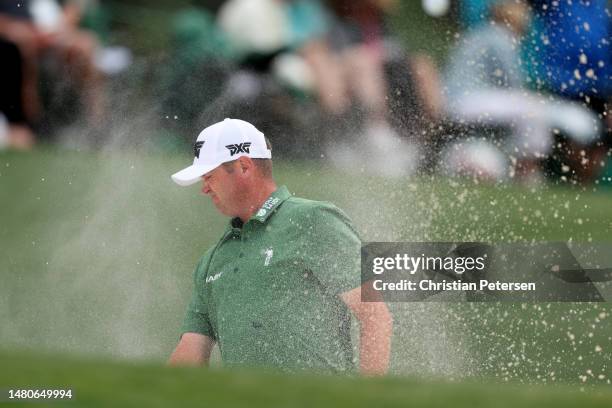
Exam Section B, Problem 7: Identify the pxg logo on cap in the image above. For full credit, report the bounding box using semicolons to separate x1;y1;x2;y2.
194;141;205;158
171;118;271;187
226;142;251;156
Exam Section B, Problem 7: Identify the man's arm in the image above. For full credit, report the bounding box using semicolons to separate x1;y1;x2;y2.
340;284;393;376
167;333;215;367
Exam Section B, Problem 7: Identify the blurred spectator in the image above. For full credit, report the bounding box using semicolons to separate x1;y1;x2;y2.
165;0;440;171
212;0;337;157
314;0;387;118
523;0;612;180
217;0;330;80
0;38;35;149
78;2;132;77
0;1;42;125
304;0;433;176
144;0;326;156
382;8;445;145
526;0;611;106
160;6;234;136
0;0;106;140
443;0;601;181
463;0;611;130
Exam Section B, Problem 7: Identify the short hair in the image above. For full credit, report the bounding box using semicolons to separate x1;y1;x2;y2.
253;158;273;178
254;136;273;177
222;159;273;176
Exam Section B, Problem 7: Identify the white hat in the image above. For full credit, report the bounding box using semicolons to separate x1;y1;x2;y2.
171;118;271;186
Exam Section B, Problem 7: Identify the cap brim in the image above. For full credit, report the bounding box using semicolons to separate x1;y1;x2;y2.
171;163;218;186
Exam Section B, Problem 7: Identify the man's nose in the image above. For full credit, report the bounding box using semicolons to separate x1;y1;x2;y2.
201;179;211;195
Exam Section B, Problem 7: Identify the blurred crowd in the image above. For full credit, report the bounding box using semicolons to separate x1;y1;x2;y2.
0;0;128;148
1;0;611;185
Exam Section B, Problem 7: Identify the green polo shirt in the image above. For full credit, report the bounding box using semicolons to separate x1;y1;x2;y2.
181;185;361;373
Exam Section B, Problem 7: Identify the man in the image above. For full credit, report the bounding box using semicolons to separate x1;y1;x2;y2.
168;118;392;375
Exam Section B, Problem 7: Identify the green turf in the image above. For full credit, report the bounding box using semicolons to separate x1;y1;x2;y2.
0;148;610;392
0;350;610;408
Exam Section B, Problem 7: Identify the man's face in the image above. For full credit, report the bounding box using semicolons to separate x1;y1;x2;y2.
201;161;247;217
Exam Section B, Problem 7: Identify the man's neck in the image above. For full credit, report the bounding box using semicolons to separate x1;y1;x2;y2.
237;181;277;222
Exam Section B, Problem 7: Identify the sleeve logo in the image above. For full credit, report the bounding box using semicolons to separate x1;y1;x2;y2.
206;271;223;283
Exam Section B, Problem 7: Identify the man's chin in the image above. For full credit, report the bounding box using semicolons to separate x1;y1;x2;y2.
215;204;234;218
210;198;237;218
210;199;223;212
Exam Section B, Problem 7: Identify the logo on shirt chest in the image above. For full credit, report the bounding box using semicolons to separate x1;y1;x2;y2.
264;247;274;266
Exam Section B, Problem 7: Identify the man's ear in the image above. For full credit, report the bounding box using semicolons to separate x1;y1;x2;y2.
238;156;253;174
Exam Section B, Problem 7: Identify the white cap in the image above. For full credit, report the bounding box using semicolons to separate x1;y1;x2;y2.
171;118;271;186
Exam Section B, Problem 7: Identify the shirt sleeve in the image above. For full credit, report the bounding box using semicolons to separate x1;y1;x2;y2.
302;203;362;295
180;251;216;339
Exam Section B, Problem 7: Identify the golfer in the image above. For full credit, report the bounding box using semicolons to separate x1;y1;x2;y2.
168;118;392;375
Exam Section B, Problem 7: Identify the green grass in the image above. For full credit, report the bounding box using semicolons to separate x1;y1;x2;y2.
0;148;611;403
0;350;610;408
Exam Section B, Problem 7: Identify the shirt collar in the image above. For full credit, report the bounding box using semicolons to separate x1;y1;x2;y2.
252;185;291;223
228;185;291;228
